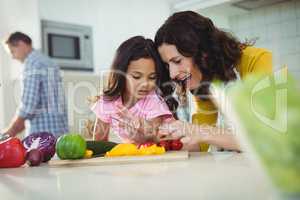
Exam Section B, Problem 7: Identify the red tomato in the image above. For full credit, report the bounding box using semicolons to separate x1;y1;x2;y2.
170;139;183;151
158;140;171;151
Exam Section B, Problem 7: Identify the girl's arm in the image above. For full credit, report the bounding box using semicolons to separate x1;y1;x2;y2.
93;118;110;141
116;104;173;143
119;116;165;143
139;116;166;140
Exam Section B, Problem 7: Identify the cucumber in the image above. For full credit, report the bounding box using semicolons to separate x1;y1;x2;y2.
86;141;118;156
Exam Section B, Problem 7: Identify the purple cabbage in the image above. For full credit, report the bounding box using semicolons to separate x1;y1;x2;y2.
22;132;56;162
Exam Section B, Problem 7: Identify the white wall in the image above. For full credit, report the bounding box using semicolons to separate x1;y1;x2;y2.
197;3;247;29
39;0;171;73
38;0;171;137
0;0;41;130
0;0;172;134
196;0;300;80
229;0;300;78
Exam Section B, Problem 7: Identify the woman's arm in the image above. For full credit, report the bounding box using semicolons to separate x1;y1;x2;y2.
202;126;240;151
159;120;240;151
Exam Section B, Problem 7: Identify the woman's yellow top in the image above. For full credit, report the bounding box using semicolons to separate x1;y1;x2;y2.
192;46;273;151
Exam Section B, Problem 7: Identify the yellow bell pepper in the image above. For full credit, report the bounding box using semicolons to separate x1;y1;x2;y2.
105;144;139;157
138;144;165;155
105;144;165;157
84;149;93;158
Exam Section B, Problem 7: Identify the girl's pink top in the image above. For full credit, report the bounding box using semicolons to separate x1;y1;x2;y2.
91;91;173;141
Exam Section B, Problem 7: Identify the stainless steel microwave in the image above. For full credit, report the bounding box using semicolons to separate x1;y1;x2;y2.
41;20;93;71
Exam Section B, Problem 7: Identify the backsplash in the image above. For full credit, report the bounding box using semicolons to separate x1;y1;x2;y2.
229;0;300;79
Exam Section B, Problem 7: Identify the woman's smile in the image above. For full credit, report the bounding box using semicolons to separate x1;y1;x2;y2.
174;73;192;88
158;43;202;91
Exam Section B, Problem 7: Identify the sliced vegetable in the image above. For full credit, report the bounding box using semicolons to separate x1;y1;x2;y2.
22;132;56;162
105;144;139;157
138;144;165;155
158;140;171;151
170;139;183;151
105;143;166;157
0;137;26;168
56;134;86;160
137;142;156;149
158;139;183;151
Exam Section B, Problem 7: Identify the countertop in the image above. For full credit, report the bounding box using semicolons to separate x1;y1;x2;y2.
0;152;277;200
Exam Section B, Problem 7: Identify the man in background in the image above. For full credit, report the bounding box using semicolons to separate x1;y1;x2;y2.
2;31;69;138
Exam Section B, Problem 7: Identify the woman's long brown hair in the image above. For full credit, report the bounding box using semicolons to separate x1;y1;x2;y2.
155;11;252;100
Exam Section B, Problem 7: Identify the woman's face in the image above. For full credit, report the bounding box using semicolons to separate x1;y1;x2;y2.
125;58;157;101
158;43;202;91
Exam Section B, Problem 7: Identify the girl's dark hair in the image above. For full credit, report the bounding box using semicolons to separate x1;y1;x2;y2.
155;11;252;99
103;36;178;114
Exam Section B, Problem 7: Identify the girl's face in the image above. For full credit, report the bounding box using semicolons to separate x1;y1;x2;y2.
125;58;157;101
158;43;202;91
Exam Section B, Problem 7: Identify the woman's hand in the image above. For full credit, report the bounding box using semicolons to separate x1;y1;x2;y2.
159;120;240;151
158;120;211;151
158;120;208;140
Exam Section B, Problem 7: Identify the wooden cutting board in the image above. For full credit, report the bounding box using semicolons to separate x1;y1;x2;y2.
48;151;189;167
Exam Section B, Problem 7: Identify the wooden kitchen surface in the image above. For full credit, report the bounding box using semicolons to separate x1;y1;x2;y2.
0;152;276;200
48;151;189;167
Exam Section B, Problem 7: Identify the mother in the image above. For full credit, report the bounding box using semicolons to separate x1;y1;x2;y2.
154;11;272;151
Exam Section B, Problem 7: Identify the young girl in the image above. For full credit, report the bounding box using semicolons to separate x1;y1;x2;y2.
91;36;177;144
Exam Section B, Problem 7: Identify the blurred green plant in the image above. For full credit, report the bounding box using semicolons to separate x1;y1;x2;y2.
213;69;300;196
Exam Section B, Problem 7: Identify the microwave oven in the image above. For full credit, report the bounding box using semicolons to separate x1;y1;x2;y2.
41;20;93;71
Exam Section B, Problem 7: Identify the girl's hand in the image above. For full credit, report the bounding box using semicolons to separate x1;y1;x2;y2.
116;105;158;143
116;105;141;130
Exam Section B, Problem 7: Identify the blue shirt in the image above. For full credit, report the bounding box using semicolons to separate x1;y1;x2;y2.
18;50;69;137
